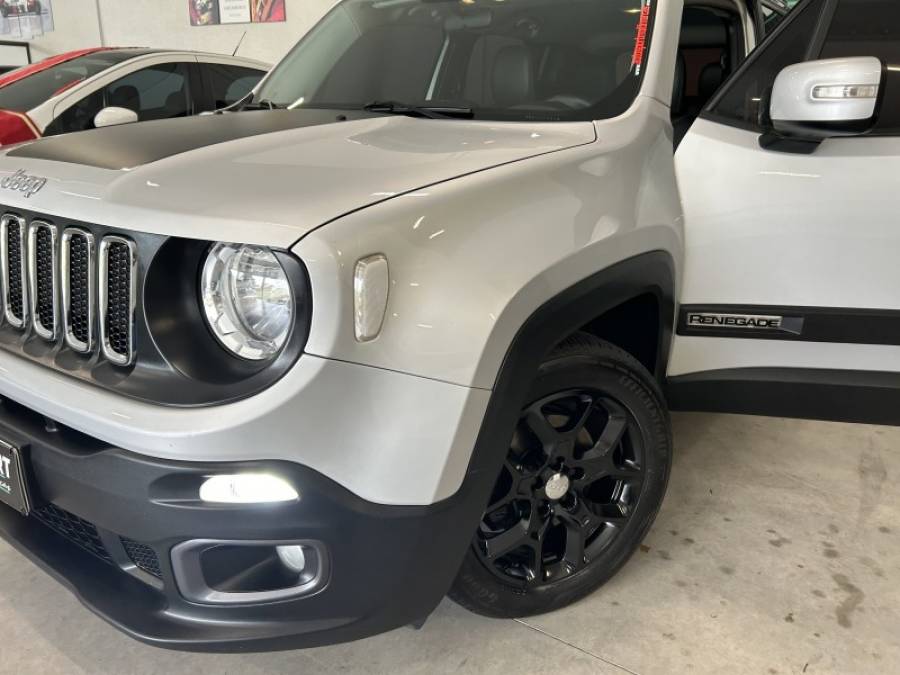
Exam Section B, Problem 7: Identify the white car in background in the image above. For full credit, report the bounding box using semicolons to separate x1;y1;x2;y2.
0;47;269;145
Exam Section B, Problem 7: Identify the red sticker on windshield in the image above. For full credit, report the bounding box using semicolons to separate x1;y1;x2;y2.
631;3;651;70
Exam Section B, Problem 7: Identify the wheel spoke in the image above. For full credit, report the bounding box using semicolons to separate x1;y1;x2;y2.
562;519;587;570
525;513;552;583
559;498;601;533
483;519;530;560
522;405;561;447
593;412;628;454
608;463;643;485
487;460;535;511
565;394;596;437
571;413;630;481
596;501;630;525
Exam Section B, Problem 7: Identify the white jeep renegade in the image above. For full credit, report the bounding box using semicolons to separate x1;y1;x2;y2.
0;0;896;652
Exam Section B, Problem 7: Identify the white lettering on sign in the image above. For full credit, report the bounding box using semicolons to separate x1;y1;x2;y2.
219;0;251;23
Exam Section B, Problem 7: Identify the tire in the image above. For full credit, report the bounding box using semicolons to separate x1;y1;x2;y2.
449;334;672;618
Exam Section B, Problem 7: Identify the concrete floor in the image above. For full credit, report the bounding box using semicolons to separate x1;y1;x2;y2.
0;412;898;675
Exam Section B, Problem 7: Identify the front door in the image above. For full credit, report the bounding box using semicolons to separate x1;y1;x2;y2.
668;0;900;425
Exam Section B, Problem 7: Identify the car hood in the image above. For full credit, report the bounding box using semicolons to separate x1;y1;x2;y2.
0;109;595;248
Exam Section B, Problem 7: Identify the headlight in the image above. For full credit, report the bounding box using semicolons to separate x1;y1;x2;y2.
201;243;294;361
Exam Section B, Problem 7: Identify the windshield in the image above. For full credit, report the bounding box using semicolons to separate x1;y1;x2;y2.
0;52;137;113
256;0;654;121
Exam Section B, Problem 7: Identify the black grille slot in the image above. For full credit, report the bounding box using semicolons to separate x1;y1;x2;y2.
32;503;114;565
5;219;23;323
34;225;55;335
121;538;162;578
66;233;91;348
102;239;133;362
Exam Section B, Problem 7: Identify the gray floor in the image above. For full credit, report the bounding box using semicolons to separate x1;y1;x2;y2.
1;412;898;675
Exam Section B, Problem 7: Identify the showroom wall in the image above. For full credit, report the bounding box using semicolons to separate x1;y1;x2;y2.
29;0;338;65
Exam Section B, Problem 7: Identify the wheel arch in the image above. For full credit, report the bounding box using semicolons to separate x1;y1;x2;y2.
464;249;676;486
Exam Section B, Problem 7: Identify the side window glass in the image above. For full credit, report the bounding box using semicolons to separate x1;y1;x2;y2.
104;63;191;122
44;89;104;136
762;7;786;35
203;64;264;110
705;1;822;130
820;0;900;134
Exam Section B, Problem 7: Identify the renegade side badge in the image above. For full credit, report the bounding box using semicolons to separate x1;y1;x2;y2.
685;312;804;335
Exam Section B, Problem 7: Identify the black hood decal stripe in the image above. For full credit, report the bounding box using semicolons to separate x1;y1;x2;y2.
8;109;376;171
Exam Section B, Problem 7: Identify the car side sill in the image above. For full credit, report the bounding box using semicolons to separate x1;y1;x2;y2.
667;367;900;426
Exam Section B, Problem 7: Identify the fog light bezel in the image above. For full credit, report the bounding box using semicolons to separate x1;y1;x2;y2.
171;539;330;605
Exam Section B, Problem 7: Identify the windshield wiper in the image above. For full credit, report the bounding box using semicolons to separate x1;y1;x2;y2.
362;101;473;119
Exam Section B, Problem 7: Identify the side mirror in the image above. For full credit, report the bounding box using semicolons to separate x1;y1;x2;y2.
761;57;883;153
94;106;139;129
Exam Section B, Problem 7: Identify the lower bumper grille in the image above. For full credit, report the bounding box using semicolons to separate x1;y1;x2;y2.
31;504;162;579
32;503;113;565
121;537;162;578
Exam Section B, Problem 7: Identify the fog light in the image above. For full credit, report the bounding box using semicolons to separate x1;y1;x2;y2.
276;545;307;573
199;474;299;504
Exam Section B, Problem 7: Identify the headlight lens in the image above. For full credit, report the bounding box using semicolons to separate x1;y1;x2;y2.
201;243;294;361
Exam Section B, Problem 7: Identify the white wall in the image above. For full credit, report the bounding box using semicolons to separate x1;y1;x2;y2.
28;0;337;66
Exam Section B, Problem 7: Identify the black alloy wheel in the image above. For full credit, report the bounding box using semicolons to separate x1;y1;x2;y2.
476;390;645;586
450;334;672;617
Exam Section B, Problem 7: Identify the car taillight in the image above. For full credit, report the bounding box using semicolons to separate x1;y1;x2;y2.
0;110;40;146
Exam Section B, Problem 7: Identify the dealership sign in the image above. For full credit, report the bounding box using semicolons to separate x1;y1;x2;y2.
190;0;286;26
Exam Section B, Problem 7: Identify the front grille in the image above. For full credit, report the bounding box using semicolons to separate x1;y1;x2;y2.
1;214;26;327
121;537;163;578
32;503;113;565
101;239;135;364
61;229;94;352
100;237;135;366
0;212;135;366
29;222;57;339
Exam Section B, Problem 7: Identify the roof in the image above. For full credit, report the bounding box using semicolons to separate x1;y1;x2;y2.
0;48;113;89
0;47;268;91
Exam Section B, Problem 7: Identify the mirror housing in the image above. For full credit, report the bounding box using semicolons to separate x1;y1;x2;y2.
94;106;139;129
761;57;883;153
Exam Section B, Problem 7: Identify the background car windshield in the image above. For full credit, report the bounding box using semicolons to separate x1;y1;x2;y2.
256;0;653;121
0;52;135;113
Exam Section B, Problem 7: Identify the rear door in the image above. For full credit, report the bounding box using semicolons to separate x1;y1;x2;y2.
668;0;900;424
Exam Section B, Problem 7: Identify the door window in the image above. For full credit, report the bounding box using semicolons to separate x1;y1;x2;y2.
704;1;822;130
672;5;750;145
105;63;192;121
202;63;265;110
707;0;900;134
761;5;787;35
45;62;192;136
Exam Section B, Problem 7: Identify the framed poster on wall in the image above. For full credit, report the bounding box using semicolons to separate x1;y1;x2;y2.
1;0;54;39
190;0;286;26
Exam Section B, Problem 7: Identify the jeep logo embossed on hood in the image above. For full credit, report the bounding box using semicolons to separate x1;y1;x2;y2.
1;169;47;198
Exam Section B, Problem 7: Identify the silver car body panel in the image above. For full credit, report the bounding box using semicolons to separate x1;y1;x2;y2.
0;118;596;248
0;0;685;506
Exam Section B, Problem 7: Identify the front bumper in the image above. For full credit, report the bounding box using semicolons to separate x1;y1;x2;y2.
0;395;488;652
